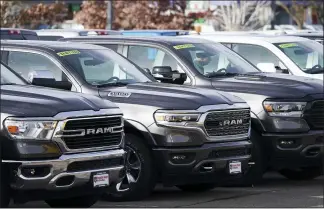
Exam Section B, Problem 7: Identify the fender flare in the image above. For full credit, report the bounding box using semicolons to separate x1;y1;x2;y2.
123;119;157;146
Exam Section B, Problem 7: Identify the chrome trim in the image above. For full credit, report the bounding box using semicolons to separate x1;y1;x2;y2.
154;104;251;142
53;108;123;120
2;149;126;190
3;108;123;121
53;115;124;153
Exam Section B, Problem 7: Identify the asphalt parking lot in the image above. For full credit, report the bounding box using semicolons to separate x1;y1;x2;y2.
11;172;323;208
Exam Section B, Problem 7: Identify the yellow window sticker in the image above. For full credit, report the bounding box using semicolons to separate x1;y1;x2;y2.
173;44;195;50
57;50;81;56
279;43;298;48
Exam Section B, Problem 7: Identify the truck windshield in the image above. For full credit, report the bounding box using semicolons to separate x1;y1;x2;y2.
0;63;27;85
172;43;260;78
56;48;153;86
274;41;324;74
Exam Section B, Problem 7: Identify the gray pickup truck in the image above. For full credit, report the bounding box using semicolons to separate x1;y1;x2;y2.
0;62;126;208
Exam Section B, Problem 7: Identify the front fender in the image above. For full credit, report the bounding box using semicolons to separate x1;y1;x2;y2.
124;119;157;146
251;111;266;133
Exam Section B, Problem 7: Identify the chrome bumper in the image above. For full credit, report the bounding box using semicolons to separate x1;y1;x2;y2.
2;149;125;190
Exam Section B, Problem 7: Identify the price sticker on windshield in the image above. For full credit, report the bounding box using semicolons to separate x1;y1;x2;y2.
278;43;298;48
57;50;81;56
173;44;195;50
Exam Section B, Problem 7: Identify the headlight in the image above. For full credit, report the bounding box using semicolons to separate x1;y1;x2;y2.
4;118;57;140
263;101;306;117
154;111;201;126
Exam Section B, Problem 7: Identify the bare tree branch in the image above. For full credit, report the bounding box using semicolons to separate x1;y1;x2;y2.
209;1;273;31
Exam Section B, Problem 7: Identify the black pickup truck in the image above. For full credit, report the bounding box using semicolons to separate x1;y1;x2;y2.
59;36;324;185
1;40;253;201
0;62;126;207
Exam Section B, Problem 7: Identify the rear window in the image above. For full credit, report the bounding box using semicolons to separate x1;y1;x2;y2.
38;35;64;41
0;31;39;40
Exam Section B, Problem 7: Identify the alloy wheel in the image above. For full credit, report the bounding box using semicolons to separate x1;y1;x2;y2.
116;145;142;192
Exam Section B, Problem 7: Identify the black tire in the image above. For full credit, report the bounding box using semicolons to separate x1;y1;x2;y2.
0;164;11;208
223;128;267;187
45;195;100;208
279;167;322;181
104;133;156;201
176;183;217;192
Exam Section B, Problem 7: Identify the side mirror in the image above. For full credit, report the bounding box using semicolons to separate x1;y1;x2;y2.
152;66;187;85
275;66;289;74
256;63;277;73
28;70;72;91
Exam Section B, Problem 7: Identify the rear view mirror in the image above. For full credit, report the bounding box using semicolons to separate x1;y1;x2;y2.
28;70;72;91
84;59;103;66
256;63;276;73
294;49;307;55
152;66;187;85
275;66;289;74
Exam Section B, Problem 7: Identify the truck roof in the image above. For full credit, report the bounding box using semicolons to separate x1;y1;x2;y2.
187;34;312;44
0;28;37;34
1;39;107;51
120;29;190;36
60;35;213;46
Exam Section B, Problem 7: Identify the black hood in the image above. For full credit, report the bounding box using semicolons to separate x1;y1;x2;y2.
1;85;118;117
98;82;245;110
212;73;324;99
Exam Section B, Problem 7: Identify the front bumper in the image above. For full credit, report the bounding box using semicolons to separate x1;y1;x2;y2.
3;149;125;191
262;130;324;170
152;140;252;186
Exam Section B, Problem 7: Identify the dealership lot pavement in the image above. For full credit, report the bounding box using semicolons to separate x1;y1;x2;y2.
11;172;323;208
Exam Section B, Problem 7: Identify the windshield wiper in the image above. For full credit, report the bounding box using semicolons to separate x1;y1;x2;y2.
95;81;129;88
206;72;242;78
0;83;17;85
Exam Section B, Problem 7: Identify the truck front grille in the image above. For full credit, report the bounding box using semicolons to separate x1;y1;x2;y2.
305;100;324;130
61;116;123;150
204;109;250;137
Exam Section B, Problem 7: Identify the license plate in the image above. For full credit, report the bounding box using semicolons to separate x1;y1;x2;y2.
93;172;109;188
229;161;242;174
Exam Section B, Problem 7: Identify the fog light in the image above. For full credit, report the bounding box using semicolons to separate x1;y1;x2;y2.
170;153;195;164
20;166;51;178
278;139;299;149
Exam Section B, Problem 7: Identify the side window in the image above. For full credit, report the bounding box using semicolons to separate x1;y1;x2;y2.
7;51;77;91
127;45;191;84
232;44;284;71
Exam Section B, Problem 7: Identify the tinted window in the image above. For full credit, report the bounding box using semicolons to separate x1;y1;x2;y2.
39;36;63;41
127;45;190;83
56;48;152;86
0;34;24;40
0;63;27;85
128;45;181;72
172;43;260;77
274;41;323;74
100;44;118;52
0;33;39;40
231;44;284;71
7;51;66;82
22;34;39;40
